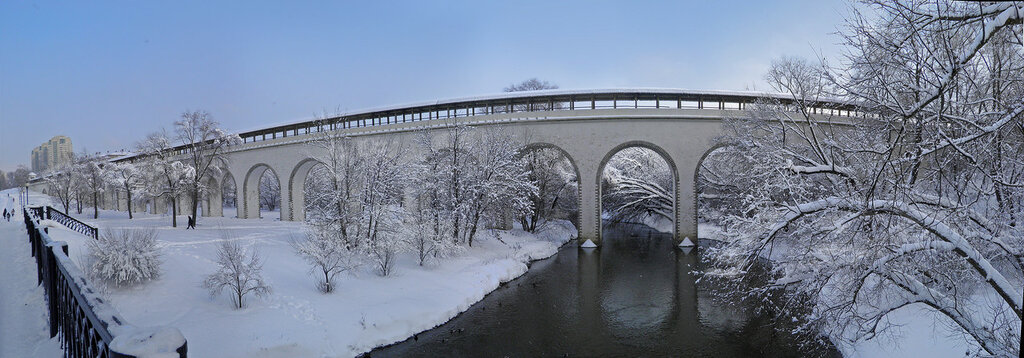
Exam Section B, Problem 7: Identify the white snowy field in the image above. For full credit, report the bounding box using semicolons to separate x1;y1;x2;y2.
0;189;63;357
36;195;576;357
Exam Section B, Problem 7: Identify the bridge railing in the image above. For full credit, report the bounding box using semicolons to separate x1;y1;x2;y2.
139;90;864;158
47;206;100;240
21;208;188;358
228;91;864;146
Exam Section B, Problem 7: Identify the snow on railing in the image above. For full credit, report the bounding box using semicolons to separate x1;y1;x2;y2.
103;89;863;162
21;208;187;358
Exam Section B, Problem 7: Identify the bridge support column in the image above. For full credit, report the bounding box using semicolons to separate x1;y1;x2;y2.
153;197;168;215
205;185;223;217
674;152;701;246
578;161;601;246
117;191;129;212
279;182;292;222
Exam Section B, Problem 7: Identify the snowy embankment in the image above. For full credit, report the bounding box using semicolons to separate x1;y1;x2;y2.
0;189;62;357
45;201;576;358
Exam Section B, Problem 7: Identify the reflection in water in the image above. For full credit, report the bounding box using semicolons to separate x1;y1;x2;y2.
370;224;838;357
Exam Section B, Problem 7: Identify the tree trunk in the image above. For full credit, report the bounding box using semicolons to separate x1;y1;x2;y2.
93;192;98;219
126;188;133;219
191;188;199;227
171;198;177;227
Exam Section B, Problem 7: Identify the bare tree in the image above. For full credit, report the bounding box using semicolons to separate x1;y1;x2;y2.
504;78;560;111
503;78;558;92
203;239;271;309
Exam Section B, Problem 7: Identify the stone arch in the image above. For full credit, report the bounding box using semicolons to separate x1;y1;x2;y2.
287;158;324;222
221;171;238;217
595;141;679;243
242;163;283;220
521;142;583;241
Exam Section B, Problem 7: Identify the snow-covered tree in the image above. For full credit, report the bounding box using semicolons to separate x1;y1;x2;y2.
107;161;145;219
303;128;363;247
521;147;578;232
203;239;271;309
463;128;536;246
175;110;240;226
357;139;410;275
139;131;192;227
45;155;77;213
81;157;109;219
416;122;477;246
87;228;161;286
292;222;360;293
701;2;1024;355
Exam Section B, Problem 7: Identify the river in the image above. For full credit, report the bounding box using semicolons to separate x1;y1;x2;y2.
370;223;839;357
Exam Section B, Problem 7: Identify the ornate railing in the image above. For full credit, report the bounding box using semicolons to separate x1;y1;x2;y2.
92;89;861;162
45;206;99;240
22;209;187;358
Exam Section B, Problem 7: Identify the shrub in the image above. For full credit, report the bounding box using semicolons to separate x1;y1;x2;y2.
87;228;162;286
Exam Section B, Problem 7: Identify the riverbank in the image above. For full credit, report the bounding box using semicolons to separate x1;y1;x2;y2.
41;201;576;357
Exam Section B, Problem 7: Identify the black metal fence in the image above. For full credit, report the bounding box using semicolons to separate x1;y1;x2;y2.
27;206;99;240
21;208;187;358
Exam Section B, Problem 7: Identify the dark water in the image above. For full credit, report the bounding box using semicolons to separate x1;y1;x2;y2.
370;224;839;357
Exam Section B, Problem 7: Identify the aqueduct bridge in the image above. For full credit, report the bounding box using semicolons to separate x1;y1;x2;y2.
32;89;859;245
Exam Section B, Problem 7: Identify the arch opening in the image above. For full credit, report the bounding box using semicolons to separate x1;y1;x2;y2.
222;172;238;218
301;163;332;222
241;164;283;220
693;144;744;242
289;159;325;222
259;170;281;219
520;143;581;239
597;142;678;242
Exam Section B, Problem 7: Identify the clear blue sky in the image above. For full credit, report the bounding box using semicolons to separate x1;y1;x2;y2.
0;0;848;172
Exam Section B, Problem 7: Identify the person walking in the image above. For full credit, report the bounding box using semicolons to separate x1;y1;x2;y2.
186;215;196;229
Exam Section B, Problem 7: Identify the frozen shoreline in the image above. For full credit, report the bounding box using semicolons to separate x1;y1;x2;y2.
41;199;576;358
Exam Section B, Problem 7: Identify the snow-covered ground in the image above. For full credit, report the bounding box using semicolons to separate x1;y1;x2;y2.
38;194;576;357
0;188;63;357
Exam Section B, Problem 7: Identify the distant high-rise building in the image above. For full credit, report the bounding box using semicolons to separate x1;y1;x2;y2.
31;135;73;173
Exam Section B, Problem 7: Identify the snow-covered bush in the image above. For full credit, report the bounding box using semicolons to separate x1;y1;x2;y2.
293;222;360;293
203;239;271;308
87;228;162;286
